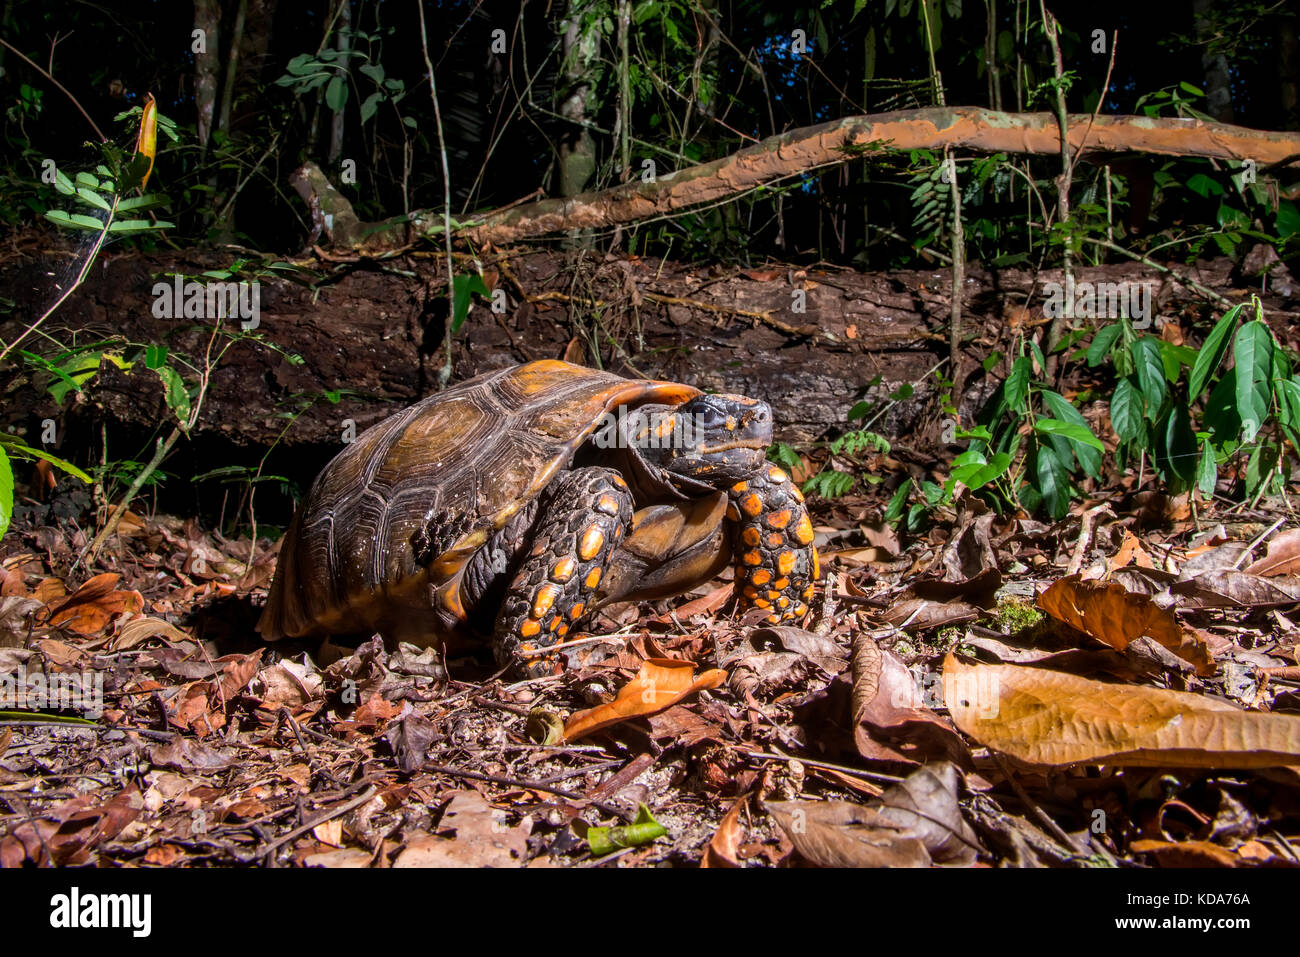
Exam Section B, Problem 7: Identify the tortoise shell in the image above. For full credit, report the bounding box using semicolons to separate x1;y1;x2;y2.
258;360;700;642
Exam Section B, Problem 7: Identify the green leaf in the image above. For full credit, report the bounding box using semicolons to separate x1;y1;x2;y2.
0;447;12;541
1234;320;1274;442
1033;418;1105;452
75;186;111;210
1131;336;1167;418
1086;323;1121;367
325;75;348;111
154;365;191;424
116;193;171;213
1110;378;1145;444
1158;404;1198;483
44;209;105;231
1196;439;1217;497
1034;444;1071;520
1005;357;1032;414
1189;305;1242;400
1;441;92;484
359;92;383;123
1277;377;1300;430
1203;370;1242;443
109;219;174;234
585;804;666;856
53;168;76;195
1185;173;1224;198
803;469;855;499
284;54;319;76
885;479;912;522
768;442;801;470
450;273;491;334
145;344;167;369
1040;390;1103;477
952;452;1012;492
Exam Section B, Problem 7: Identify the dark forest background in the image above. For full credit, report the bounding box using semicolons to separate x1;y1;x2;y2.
2;0;1296;265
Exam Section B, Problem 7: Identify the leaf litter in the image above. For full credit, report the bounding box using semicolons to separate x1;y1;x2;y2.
2;488;1300;868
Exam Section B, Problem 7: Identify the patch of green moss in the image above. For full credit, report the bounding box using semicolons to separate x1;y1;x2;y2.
990;597;1043;635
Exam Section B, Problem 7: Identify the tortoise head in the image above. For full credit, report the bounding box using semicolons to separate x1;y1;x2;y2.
622;393;773;492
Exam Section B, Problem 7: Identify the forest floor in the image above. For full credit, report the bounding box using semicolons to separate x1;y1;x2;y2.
2;471;1299;868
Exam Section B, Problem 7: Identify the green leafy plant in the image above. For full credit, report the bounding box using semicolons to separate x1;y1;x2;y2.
959;340;1105;521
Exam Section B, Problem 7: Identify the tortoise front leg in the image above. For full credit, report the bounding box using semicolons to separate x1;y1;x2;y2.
727;464;820;623
493;467;634;677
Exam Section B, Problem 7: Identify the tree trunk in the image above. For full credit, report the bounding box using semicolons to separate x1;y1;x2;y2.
558;1;599;197
328;0;352;165
193;0;221;151
1193;0;1234;123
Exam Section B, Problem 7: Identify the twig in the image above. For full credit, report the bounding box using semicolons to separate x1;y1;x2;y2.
421;762;627;817
1066;503;1114;577
1233;516;1286;569
0;37;106;142
255;785;379;861
1079;237;1234;308
992;753;1089;857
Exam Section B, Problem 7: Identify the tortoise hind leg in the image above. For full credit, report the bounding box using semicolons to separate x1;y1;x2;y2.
494;467;633;677
727;463;820;624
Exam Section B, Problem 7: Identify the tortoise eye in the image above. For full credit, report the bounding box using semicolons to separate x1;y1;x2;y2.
694;405;727;429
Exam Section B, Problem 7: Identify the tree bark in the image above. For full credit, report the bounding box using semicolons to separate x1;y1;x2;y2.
193;0;221;151
464;108;1300;246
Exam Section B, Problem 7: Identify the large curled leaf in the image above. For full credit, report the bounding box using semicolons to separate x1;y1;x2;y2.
943;654;1300;768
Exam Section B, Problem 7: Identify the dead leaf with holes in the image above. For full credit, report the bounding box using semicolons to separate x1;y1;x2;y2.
1037;574;1211;674
563;658;726;741
943;653;1300;767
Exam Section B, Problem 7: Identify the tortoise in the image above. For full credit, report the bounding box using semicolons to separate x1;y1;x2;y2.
258;359;819;676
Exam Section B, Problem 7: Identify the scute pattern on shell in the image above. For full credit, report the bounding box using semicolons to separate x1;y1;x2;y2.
258;360;700;641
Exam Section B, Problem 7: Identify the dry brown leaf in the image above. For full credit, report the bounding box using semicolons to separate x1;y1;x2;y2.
34;638;86;667
764;799;931;867
1129;839;1241;867
1244;528;1300;578
304;848;373;868
34;578;67;604
1111;530;1155;570
44;573;143;636
852;633;971;767
943;653;1300;767
664;583;733;621
1171;571;1300;609
114;615;191;649
562;658;725;742
701;794;748;868
1038;574;1212;674
393;791;528;867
